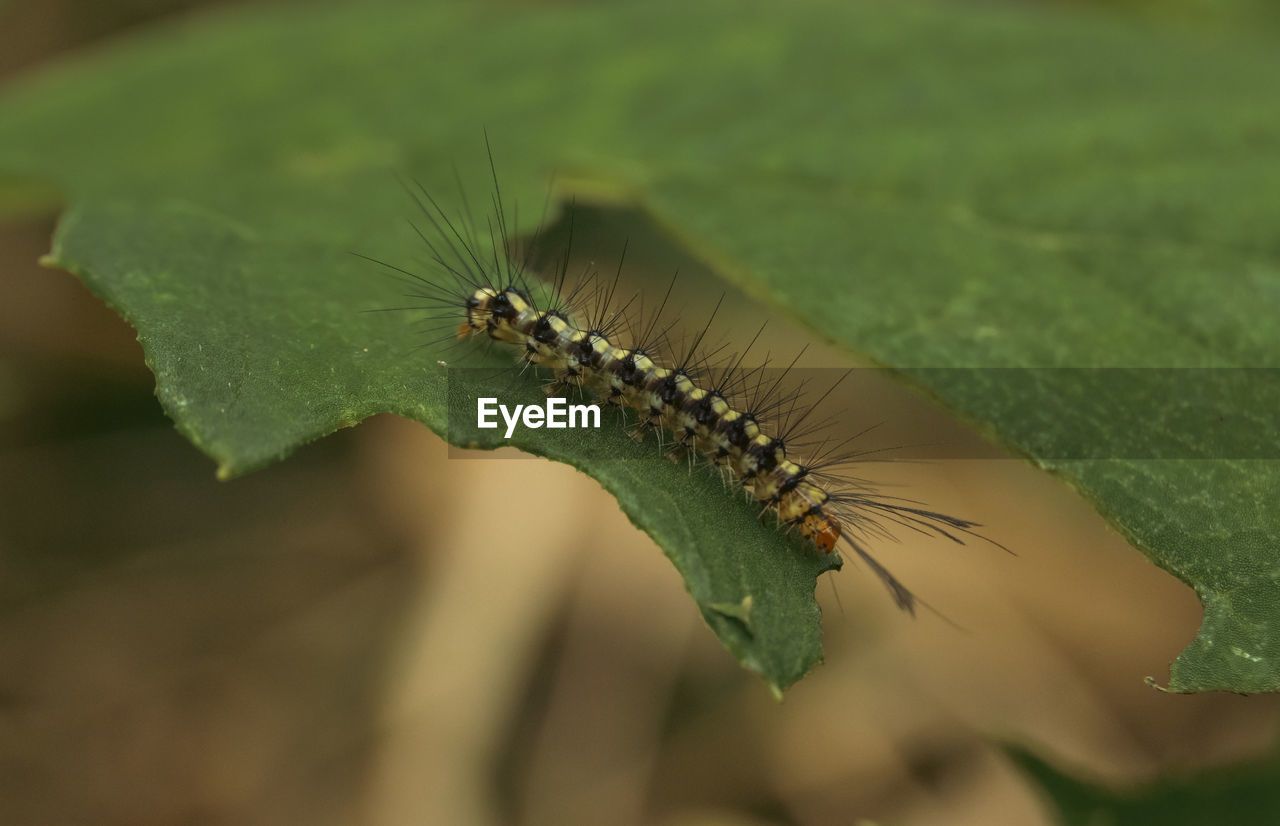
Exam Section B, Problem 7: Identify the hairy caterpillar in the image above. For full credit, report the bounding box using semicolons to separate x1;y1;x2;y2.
368;147;995;615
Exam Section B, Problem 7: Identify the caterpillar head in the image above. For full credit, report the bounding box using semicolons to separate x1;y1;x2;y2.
774;476;840;553
804;511;842;553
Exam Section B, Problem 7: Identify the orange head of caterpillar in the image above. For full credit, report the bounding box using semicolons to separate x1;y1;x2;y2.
774;474;841;553
803;511;842;553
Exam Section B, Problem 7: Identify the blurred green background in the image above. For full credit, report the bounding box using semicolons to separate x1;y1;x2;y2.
3;1;1280;825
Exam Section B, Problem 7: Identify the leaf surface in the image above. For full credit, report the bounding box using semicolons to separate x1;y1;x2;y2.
1012;746;1280;825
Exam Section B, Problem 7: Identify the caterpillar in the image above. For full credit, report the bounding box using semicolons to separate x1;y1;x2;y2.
369;147;994;615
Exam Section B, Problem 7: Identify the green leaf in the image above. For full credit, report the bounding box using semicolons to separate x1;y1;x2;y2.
1011;746;1280;824
1;0;1278;691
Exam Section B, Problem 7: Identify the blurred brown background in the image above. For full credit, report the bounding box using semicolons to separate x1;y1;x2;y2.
3;2;1279;825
